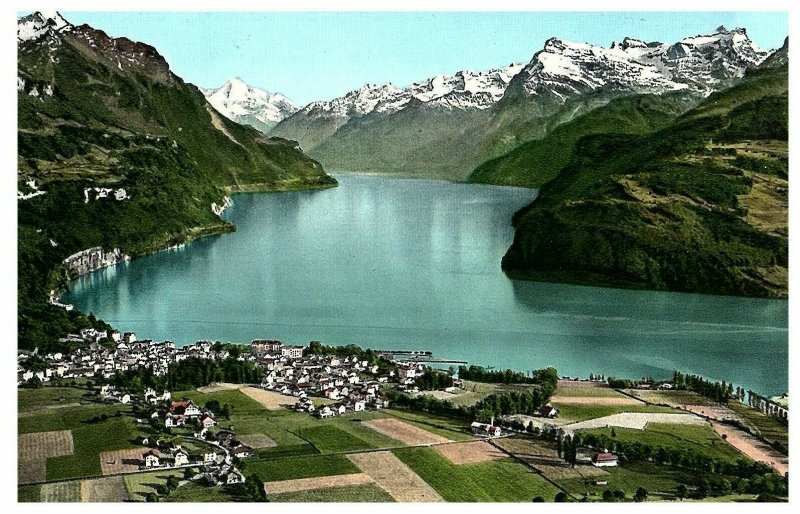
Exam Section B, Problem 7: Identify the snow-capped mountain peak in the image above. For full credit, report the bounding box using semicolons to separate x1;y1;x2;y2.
521;27;769;99
203;77;299;133
18;10;71;43
301;61;525;117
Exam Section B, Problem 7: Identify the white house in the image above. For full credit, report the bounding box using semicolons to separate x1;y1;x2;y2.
318;406;334;419
173;447;190;466
471;421;501;437
143;449;161;467
198;412;217;428
225;468;245;484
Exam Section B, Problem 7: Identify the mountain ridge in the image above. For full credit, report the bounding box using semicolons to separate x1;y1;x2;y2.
272;26;773;179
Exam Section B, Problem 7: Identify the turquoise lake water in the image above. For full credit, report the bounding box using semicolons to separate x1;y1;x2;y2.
63;174;788;395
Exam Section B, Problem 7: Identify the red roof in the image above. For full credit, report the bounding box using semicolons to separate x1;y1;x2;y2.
143;448;161;458
593;452;618;462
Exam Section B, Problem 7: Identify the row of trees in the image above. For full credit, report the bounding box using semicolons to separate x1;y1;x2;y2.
473;389;553;422
673;370;733;404
578;431;777;482
387;387;554;422
416;369;454;390
108;356;263;391
457;365;559;389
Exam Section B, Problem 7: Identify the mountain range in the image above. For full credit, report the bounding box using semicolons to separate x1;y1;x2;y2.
261;26;771;179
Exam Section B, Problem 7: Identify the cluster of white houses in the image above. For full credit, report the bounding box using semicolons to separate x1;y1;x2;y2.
250;339;401;416
137;397;248;485
17;331;251;385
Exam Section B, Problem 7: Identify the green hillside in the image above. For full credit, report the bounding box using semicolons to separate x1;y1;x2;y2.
17;19;336;351
502;62;788;298
468;92;700;188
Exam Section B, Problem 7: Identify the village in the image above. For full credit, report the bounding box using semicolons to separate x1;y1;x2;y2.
17;329;789;502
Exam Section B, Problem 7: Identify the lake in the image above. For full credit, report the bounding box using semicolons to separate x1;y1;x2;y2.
63;174;788;395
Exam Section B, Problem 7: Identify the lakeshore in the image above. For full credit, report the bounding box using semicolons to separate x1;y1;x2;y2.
62;175;789;396
18;336;788;503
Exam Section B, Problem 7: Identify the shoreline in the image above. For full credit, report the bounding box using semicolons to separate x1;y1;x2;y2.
52;179;337;308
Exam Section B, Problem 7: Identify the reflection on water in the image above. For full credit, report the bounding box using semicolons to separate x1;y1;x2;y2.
63;174;788;395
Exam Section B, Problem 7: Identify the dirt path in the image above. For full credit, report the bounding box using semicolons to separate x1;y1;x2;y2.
551;396;644;406
265;473;374;494
564;412;707;431
710;423;788;476
436;440;504;465
347;451;444;502
99;448;145;475
362;418;451;446
197;383;243;393
239;386;296;410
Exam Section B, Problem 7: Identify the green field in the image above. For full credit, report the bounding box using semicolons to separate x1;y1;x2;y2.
392;447;560;502
298;425;374;453
581;423;746;464
268;484;395;502
552;403;681;422
17;399;145;481
554;386;627;398
558;461;689;501
244;453;360;482
386;409;476;442
18;484;41;502
18;401;130;434
47;412;142;480
162;482;237;502
629;389;721;407
124;469;184;501
18;385;91;413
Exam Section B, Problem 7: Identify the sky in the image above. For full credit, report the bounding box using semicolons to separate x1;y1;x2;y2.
52;11;789;105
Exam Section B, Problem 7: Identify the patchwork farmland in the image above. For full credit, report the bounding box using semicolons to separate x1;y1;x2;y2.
17;358;788;503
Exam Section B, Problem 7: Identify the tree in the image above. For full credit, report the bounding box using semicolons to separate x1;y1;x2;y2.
184;467;196;480
205;399;221;414
554;492;568;502
166;475;180;491
532;496;545;502
247;475;267;502
145;492;159;502
634;487;648;502
611;427;617;438
602;489;615;502
676;484;688;500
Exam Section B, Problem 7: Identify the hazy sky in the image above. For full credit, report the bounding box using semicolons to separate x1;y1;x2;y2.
59;11;788;105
